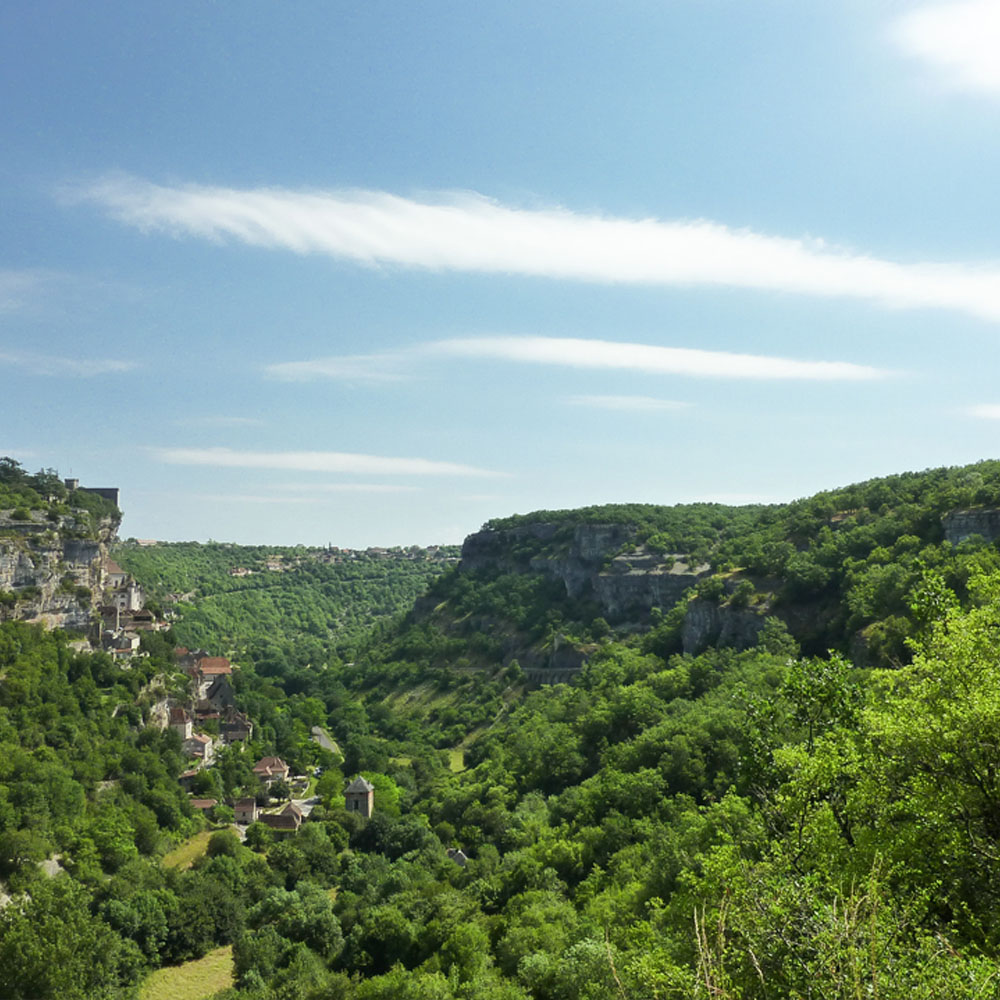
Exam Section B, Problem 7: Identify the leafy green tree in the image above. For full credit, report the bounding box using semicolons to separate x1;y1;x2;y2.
0;878;142;999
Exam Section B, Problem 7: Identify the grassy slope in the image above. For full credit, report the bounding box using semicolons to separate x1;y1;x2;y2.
140;946;234;1000
161;830;217;871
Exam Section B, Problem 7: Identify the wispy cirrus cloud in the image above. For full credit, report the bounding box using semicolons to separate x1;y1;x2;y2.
77;175;1000;323
893;0;1000;97
195;482;423;505
433;336;886;381
565;394;690;412
266;352;411;383
0;270;53;312
267;336;887;383
153;446;501;478
276;482;420;494
966;403;1000;419
0;348;137;377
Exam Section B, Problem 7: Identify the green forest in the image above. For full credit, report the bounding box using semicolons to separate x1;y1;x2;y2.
112;540;459;661
8;460;1000;997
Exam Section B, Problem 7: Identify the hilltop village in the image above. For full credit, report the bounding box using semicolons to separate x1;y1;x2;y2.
95;554;392;838
0;467;404;842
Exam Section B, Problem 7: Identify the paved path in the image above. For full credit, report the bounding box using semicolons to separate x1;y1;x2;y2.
311;726;339;754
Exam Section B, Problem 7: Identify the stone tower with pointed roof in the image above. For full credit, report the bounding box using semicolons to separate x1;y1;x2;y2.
345;776;375;818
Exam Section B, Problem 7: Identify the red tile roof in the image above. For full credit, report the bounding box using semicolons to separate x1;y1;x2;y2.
253;756;288;777
197;656;232;674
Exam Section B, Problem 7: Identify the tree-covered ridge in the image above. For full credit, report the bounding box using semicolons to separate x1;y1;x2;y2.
113;540;459;661
484;500;773;565
484;460;1000;565
0;457;118;538
472;460;1000;664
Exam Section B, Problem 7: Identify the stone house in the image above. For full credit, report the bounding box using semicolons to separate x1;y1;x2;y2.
103;558;128;590
219;706;253;743
234;798;259;824
260;801;303;834
183;732;214;764
190;656;233;699
168;706;193;740
113;579;145;613
253;756;290;786
345;776;375;817
201;675;237;712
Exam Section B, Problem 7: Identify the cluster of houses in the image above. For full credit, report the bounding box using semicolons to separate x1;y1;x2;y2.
99;557;169;656
163;645;377;836
221;544;459;579
186;750;377;837
169;648;253;765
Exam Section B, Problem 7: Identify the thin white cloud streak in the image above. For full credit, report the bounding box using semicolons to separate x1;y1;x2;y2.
566;394;690;412
79;176;1000;323
200;494;321;506
267;353;411;383
267;337;887;383
433;336;888;381
893;0;1000;97
0;349;138;377
0;270;52;312
967;403;1000;419
276;482;420;494
154;446;502;478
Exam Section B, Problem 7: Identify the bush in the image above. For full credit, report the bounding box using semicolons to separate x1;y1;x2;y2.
207;829;242;858
729;579;755;609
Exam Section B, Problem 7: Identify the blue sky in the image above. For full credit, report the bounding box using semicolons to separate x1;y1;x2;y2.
4;0;1000;546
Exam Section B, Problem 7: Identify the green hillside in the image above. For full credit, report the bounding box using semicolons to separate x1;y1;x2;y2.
112;540;459;662
10;459;1000;997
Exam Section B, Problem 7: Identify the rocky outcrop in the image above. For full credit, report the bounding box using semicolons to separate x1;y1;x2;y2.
459;523;564;573
0;515;118;629
680;598;765;654
461;522;707;622
592;553;706;618
943;508;1000;546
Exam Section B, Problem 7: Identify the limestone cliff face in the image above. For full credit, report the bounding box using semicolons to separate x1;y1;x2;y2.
460;522;707;622
680;598;765;654
0;514;118;629
942;508;1000;546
